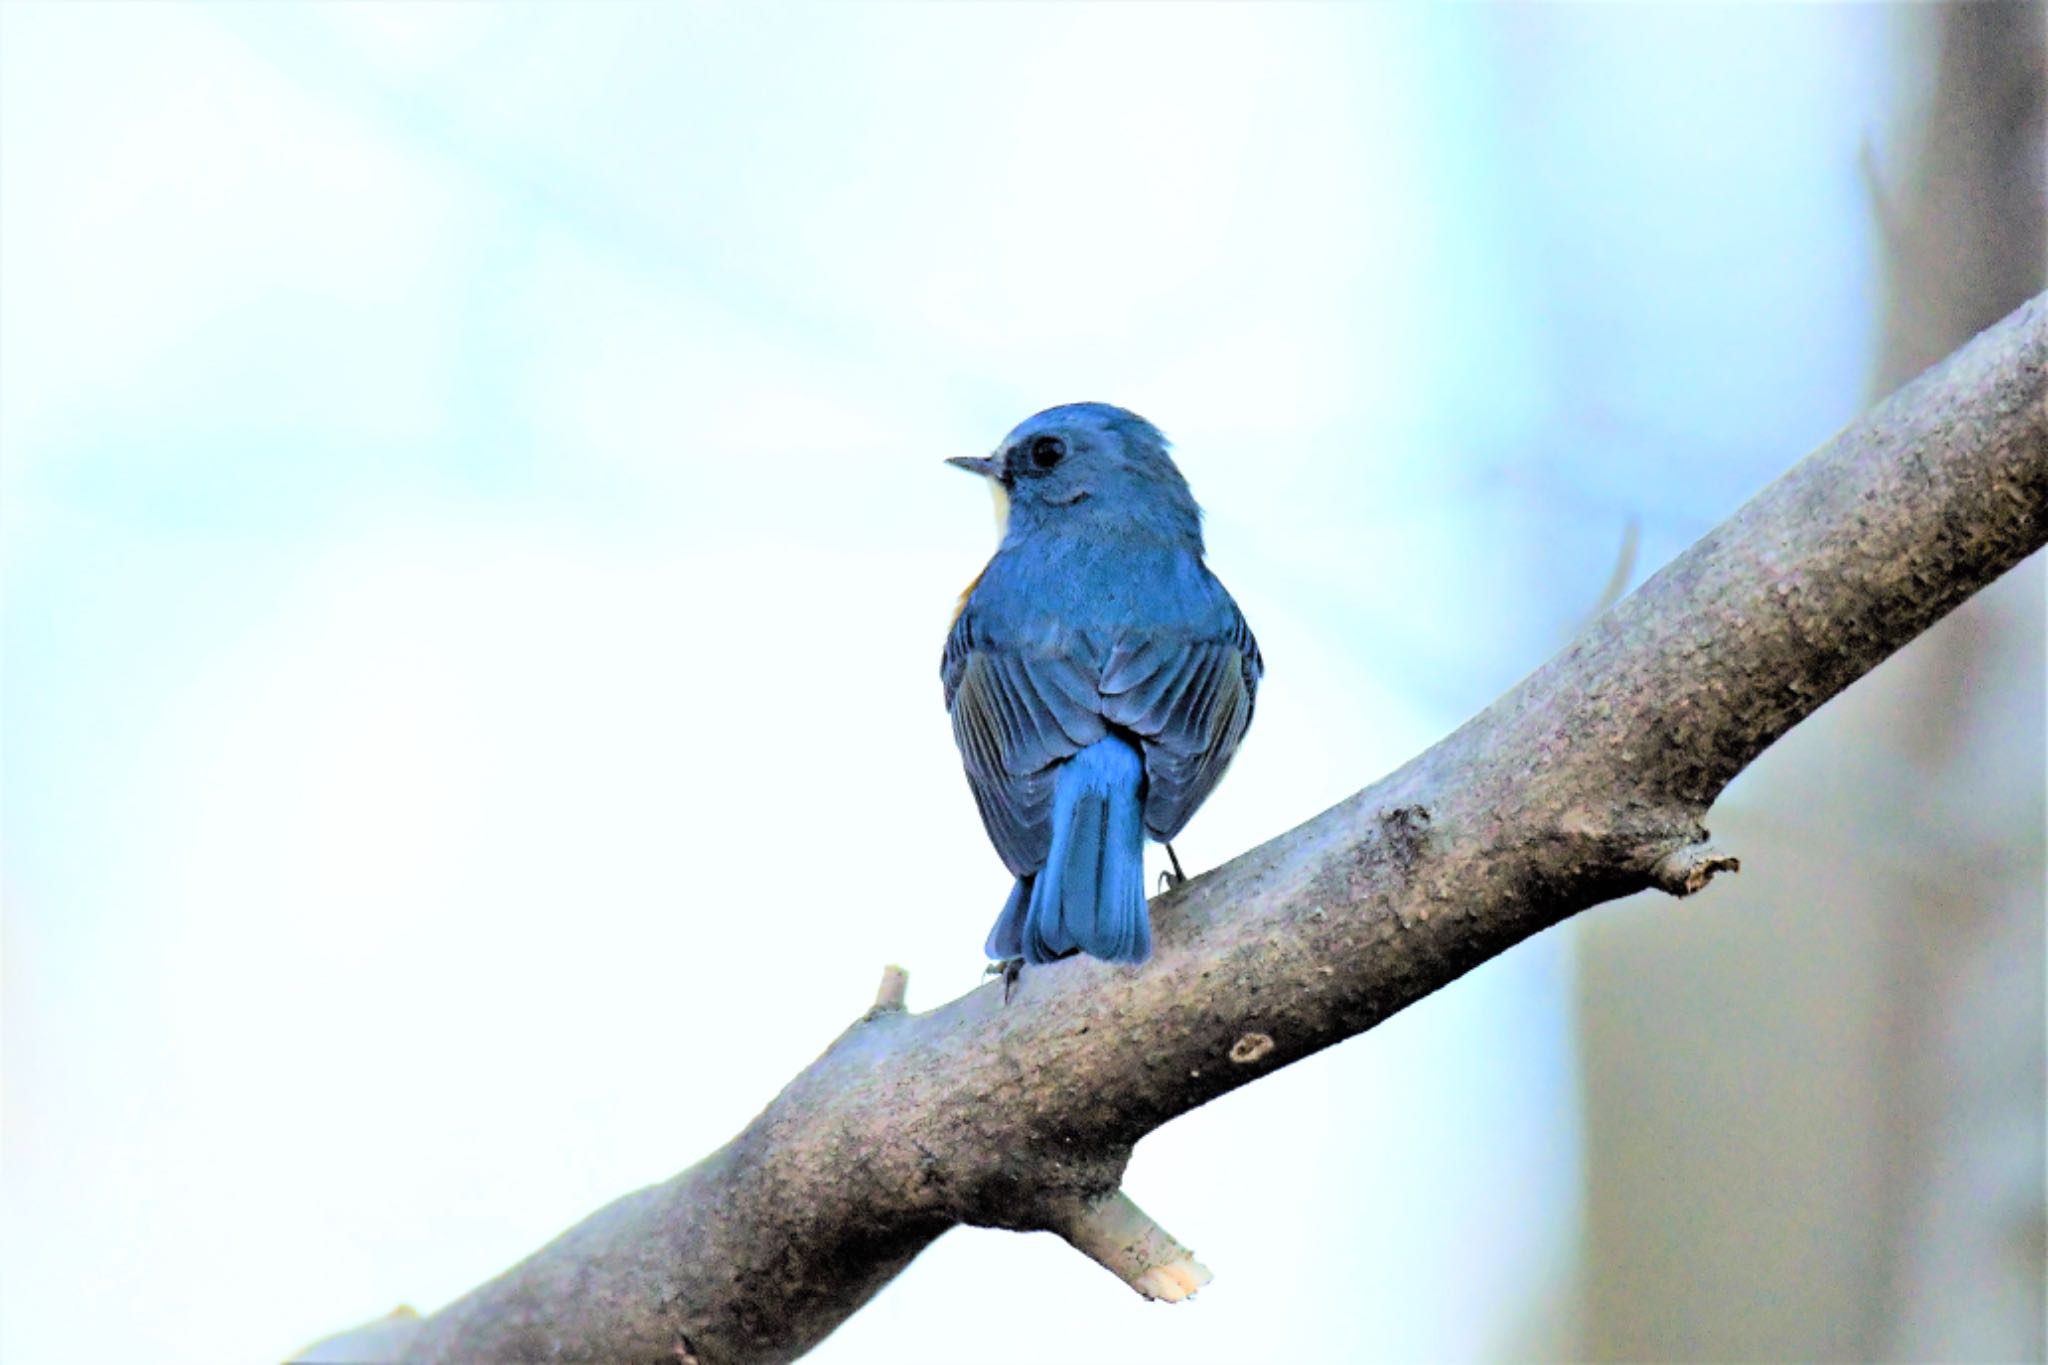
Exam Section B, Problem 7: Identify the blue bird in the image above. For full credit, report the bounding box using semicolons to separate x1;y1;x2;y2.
942;403;1262;969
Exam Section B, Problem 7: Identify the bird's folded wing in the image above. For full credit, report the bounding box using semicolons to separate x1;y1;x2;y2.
1100;606;1262;841
943;612;1106;875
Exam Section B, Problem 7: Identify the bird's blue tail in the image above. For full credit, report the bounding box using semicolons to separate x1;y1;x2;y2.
984;737;1150;965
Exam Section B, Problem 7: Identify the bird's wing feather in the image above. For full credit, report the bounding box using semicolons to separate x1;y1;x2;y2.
1101;597;1262;841
944;607;1106;874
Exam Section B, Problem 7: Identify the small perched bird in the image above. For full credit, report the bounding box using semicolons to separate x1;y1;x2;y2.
942;403;1261;969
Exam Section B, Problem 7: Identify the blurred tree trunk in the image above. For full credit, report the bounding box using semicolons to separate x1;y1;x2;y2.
1576;5;2045;1360
1869;5;2045;1358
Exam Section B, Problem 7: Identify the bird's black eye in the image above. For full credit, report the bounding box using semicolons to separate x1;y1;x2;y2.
1028;434;1067;471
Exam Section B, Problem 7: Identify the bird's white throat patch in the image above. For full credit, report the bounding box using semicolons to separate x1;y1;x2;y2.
987;479;1010;539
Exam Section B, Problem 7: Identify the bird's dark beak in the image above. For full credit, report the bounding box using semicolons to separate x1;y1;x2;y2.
946;455;999;479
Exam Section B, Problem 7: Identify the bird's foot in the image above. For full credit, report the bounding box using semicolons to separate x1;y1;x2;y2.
1158;842;1189;894
984;956;1025;1004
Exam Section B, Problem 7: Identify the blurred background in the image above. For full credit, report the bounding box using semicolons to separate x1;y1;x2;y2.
2;4;2040;1362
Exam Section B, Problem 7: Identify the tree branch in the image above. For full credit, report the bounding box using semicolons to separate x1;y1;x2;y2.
300;293;2048;1365
1048;1189;1212;1303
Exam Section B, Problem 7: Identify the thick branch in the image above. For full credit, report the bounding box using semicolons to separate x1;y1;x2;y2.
305;293;2048;1365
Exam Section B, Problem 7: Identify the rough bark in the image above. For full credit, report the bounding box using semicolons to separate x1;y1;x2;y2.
300;293;2048;1365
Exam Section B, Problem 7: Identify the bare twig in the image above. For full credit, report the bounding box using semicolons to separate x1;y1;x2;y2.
1051;1191;1212;1303
1583;513;1641;626
298;293;2048;1365
870;964;909;1014
1650;845;1740;898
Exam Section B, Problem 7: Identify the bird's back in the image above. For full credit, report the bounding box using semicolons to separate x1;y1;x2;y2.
964;530;1230;658
945;526;1259;859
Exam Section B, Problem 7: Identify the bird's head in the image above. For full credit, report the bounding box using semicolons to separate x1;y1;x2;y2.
947;402;1202;546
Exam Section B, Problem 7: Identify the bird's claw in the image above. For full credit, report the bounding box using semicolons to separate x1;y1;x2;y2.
984;956;1025;1004
1158;842;1188;893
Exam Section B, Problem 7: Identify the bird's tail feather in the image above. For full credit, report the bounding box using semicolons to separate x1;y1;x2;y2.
1011;737;1149;964
984;874;1031;961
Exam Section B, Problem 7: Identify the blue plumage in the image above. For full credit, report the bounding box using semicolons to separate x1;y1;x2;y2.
943;403;1261;969
985;736;1150;963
